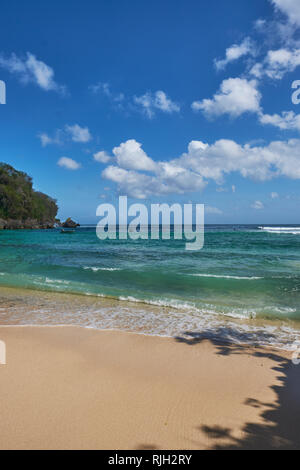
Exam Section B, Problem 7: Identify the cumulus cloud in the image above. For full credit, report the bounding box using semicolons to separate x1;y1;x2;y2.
57;157;81;170
100;139;206;198
271;192;279;198
193;0;300;131
102;166;153;199
102;164;207;199
39;124;92;146
100;137;300;199
192;78;261;118
154;91;180;113
134;90;180;118
93;151;112;163
65;124;92;143
38;131;63;147
0;52;65;93
89;83;179;118
259;110;300;131
251;200;264;210
112;139;157;172
271;0;300;26
179;138;300;181
251;48;300;80
215;38;255;70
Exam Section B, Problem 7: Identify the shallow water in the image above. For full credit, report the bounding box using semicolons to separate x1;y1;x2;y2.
0;224;300;349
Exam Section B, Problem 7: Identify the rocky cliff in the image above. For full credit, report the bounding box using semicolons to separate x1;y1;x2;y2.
0;163;58;229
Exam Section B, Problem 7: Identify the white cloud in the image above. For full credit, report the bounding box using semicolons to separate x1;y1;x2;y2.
57;157;81;170
271;0;300;26
38;130;63;147
215;38;255;70
0;52;65;93
271;192;279;198
179;137;300;181
89;82;125;102
38;133;51;147
90;82;111;96
251;48;300;79
93;151;111;163
100;137;300;199
134;90;180;118
194;0;300;134
192;78;261;118
232;185;236;193
38;124;92;146
112;139;157;172
251;200;264;210
102;164;207;199
101;140;207;198
254;19;267;30
65;124;92;143
89;84;179;118
101;166;158;199
154;91;180;113
259;110;300;131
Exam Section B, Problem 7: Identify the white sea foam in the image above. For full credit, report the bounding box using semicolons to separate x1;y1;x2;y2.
272;306;297;314
1;291;299;351
118;295;198;311
45;278;71;285
189;274;263;280
83;266;121;272
266;231;300;235
1;284;300;350
259;226;300;234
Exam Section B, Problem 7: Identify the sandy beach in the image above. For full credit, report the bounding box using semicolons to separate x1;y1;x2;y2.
0;326;299;450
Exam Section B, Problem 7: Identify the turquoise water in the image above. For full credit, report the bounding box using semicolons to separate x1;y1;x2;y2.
0;225;300;347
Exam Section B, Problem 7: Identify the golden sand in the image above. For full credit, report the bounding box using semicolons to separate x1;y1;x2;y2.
0;326;298;450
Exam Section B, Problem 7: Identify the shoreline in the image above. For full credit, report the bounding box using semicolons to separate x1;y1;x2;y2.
0;284;299;352
0;325;299;450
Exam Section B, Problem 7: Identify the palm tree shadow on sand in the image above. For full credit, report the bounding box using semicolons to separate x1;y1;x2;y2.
174;327;300;450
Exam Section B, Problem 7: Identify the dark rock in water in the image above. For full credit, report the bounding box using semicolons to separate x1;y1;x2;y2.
62;218;80;228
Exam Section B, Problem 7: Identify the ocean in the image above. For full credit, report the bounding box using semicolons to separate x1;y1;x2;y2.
0;224;300;349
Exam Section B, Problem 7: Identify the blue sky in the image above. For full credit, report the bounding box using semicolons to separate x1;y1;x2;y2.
1;0;300;223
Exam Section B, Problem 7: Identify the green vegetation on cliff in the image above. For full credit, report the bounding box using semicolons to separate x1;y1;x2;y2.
0;163;58;226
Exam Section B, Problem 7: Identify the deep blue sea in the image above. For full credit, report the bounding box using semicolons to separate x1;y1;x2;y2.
0;224;300;349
